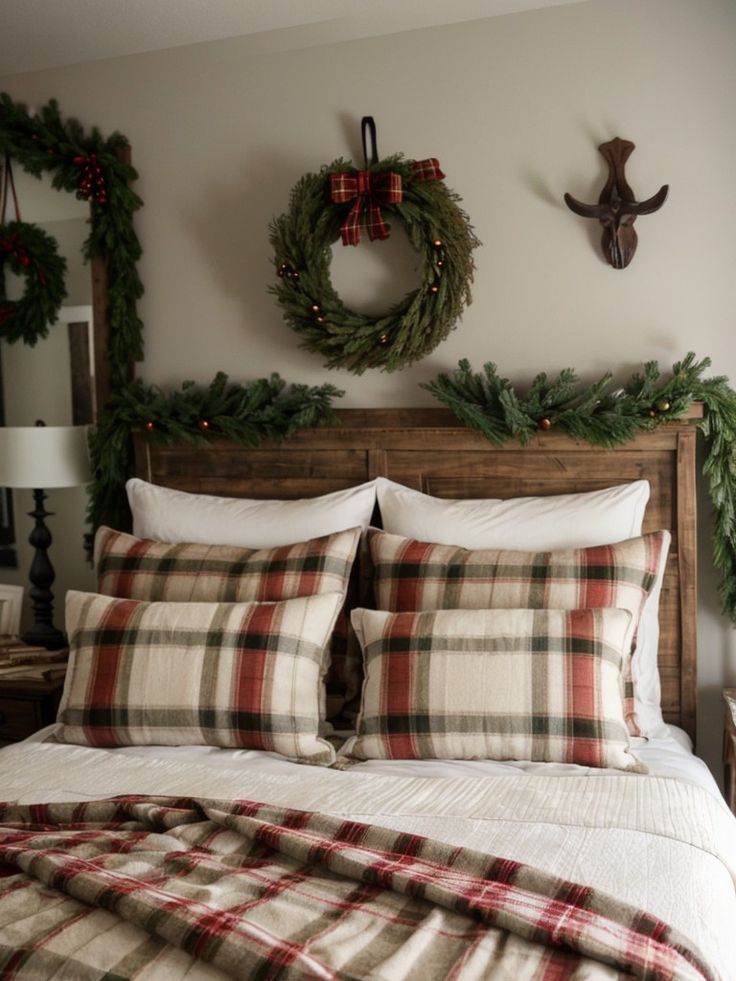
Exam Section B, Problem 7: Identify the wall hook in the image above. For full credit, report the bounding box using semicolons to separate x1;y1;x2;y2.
564;137;668;269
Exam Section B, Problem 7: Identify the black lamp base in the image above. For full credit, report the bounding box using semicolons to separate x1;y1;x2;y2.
22;488;66;651
22;623;67;651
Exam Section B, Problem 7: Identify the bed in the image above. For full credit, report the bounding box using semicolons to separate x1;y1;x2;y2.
0;408;733;980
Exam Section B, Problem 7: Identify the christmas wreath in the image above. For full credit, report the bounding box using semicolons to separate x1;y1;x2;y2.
0;220;67;345
269;119;480;374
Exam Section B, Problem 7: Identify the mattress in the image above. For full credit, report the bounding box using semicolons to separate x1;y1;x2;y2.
2;725;735;977
25;721;721;796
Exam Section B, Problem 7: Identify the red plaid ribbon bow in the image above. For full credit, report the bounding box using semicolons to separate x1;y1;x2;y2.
330;169;403;246
412;158;445;183
329;158;446;247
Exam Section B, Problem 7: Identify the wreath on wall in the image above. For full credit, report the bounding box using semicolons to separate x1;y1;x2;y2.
269;118;481;374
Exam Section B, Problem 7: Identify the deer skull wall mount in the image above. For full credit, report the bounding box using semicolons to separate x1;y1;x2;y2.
564;138;668;269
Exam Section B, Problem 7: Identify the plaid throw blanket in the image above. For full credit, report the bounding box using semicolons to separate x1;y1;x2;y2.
0;796;712;980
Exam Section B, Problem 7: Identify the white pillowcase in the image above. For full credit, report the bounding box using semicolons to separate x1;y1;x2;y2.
376;477;650;550
376;477;669;737
126;477;377;548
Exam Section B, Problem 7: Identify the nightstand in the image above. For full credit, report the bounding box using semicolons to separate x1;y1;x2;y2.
723;688;736;813
0;675;66;743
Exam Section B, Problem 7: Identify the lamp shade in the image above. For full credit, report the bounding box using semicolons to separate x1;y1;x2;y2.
0;425;91;489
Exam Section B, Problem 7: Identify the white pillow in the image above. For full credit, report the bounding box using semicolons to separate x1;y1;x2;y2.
630;535;670;737
376;477;650;550
126;477;377;548
375;477;668;737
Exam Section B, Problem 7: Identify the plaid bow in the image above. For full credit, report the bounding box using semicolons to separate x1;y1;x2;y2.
330;169;403;246
412;158;446;182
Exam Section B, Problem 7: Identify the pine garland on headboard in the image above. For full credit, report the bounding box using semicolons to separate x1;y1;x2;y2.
87;372;344;534
423;353;736;622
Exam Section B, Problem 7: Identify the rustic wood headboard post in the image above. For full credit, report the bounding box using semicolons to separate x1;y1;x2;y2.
676;427;698;739
132;407;701;742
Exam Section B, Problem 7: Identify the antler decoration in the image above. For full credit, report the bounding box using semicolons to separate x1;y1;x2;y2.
564;138;668;269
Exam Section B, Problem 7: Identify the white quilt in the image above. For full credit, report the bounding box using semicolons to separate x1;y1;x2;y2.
0;737;734;978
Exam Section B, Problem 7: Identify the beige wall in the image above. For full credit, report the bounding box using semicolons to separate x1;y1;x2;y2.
2;0;734;778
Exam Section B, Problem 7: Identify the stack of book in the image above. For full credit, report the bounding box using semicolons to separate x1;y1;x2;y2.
0;636;68;682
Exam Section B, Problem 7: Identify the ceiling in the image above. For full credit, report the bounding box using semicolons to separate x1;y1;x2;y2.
1;0;588;77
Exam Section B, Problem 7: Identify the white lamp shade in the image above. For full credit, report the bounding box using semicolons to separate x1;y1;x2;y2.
0;425;91;489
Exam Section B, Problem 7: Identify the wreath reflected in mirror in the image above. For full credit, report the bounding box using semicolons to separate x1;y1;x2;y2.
0;157;67;346
269;118;481;374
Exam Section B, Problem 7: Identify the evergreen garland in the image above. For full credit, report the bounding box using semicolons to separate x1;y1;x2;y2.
423;353;736;621
88;373;344;532
0;220;66;345
269;156;480;374
0;94;143;387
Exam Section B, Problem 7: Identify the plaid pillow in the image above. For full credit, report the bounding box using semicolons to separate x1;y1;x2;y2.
368;528;668;735
95;525;361;720
344;607;642;771
58;590;343;763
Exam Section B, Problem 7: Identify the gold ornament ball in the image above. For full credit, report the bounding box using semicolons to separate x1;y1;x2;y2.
656;400;671;412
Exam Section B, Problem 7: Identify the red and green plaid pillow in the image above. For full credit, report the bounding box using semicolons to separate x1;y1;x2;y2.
368;528;667;735
343;606;642;770
58;590;343;763
95;525;361;720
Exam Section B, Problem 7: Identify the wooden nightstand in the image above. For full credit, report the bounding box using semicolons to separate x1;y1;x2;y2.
0;639;68;744
0;676;66;743
723;688;736;813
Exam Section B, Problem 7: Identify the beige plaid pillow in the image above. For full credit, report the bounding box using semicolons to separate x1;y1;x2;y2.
57;590;343;763
368;528;668;735
343;607;642;771
95;525;361;721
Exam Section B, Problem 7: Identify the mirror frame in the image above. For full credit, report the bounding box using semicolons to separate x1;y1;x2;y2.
0;95;340;540
0;94;143;412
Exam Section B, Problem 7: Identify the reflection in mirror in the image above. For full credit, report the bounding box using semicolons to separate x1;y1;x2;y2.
0;165;95;603
0;357;14;567
2;165;93;423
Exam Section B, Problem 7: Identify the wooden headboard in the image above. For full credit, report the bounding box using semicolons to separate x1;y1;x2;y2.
133;407;699;741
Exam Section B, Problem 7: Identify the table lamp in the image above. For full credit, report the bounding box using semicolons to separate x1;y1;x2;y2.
0;422;90;649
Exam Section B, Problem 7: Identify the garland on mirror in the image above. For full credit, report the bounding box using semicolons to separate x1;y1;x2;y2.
0;94;144;387
87;372;345;532
423;352;736;622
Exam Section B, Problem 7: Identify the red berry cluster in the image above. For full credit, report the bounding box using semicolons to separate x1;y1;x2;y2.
0;233;30;266
72;153;108;205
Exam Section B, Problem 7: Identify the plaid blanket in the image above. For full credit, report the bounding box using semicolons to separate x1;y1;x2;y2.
0;796;712;980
